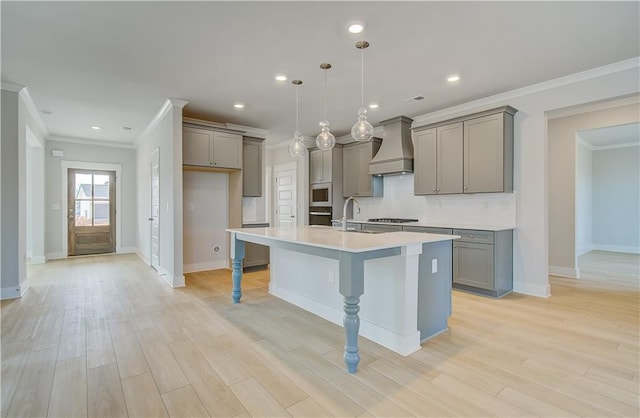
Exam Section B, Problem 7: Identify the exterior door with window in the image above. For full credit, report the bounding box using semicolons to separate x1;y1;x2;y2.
68;169;116;255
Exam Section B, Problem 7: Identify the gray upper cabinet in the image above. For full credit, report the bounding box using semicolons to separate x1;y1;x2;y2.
414;123;463;195
183;126;243;169
413;106;516;195
310;148;333;184
183;127;212;167
464;112;512;193
243;137;263;197
342;140;382;197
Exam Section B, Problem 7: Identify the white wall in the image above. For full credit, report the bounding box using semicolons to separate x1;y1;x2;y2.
135;99;187;287
548;102;639;277
575;139;593;256
592;145;640;253
354;175;517;227
45;140;137;257
183;171;229;272
1;86;47;299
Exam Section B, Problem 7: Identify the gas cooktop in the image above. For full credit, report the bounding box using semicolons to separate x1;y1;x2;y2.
367;218;419;223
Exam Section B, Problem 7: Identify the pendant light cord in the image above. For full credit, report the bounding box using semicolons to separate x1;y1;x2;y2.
323;69;327;120
360;46;364;108
295;85;299;132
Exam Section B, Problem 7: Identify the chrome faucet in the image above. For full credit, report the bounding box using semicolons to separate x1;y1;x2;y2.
341;197;361;231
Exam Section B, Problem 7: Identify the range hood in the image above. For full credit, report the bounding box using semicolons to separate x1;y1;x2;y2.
369;116;414;176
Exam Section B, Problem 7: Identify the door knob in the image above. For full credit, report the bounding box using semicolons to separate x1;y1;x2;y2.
290;215;295;218
148;218;153;221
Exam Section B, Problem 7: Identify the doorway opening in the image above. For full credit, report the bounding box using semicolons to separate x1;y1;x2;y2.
68;169;116;256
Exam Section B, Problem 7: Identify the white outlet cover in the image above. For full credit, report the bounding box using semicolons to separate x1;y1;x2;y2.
431;258;437;274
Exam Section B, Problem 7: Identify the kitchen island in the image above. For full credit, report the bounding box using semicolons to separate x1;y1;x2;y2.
227;225;458;373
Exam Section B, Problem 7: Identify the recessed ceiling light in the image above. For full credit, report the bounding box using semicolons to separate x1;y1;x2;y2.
347;21;365;34
447;74;461;82
91;125;101;130
275;75;287;81
234;103;244;109
368;103;379;109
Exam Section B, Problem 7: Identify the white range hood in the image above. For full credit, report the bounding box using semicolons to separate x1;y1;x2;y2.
369;116;414;176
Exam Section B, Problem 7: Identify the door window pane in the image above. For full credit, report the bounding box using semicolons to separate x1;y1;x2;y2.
75;173;93;198
75;200;93;226
94;201;110;225
93;174;110;200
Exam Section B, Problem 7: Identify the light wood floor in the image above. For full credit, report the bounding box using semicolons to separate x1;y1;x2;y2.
2;253;638;417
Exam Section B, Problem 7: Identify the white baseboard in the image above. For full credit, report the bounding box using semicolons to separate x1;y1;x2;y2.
117;246;137;254
549;265;580;279
513;280;551;298
46;252;66;260
591;244;640;254
156;266;185;288
183;260;228;274
135;250;151;266
29;256;46;264
576;245;593;256
1;286;22;300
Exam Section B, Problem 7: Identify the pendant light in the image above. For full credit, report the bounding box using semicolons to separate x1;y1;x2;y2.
351;41;374;142
288;80;306;158
315;63;336;151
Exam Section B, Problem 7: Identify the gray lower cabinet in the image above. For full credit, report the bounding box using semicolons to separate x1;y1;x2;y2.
452;229;513;297
361;223;402;232
243;137;263;197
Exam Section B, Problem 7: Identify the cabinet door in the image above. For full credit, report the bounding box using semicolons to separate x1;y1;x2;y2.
321;150;333;182
243;140;262;197
453;242;494;290
183;127;213;167
310;149;324;183
212;132;242;169
356;143;373;196
361;223;402;232
414;129;437;195
437;123;463;194
463;113;504;193
342;146;358;197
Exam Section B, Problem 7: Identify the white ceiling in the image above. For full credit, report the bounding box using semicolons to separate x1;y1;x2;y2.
2;1;639;146
579;122;640;148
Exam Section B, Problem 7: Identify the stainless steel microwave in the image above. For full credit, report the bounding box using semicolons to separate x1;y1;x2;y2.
310;182;332;207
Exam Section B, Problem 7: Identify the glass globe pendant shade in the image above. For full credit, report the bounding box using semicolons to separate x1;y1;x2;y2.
351;107;374;142
315;120;336;150
288;131;306;158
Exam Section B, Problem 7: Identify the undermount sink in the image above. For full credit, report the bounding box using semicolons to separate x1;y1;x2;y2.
347;229;386;234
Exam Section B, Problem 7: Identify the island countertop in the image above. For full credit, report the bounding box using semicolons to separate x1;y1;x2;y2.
227;225;458;253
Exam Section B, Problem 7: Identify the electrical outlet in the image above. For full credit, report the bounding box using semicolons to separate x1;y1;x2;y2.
431;258;438;274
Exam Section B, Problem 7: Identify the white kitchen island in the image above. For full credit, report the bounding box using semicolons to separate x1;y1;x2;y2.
226;225;458;373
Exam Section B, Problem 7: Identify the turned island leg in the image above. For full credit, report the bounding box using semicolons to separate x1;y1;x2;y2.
339;253;365;373
230;233;245;303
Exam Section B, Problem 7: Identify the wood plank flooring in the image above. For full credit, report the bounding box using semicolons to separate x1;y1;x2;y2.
2;252;638;417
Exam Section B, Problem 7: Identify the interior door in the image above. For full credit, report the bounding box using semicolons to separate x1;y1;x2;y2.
150;148;160;270
274;165;296;230
68;169;116;256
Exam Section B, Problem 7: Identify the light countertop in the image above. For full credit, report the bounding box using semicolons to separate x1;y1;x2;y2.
227;225;458;253
334;219;514;232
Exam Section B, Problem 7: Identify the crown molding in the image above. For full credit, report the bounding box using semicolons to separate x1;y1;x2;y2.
19;87;50;138
548;93;639;119
225;123;269;139
1;82;25;93
576;136;595;151
47;135;135;149
168;98;189;108
412;57;640;128
135;99;173;147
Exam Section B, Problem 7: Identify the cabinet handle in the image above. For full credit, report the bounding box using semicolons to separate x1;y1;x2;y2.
436;188;440;192
433;188;437;192
464;186;468;190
